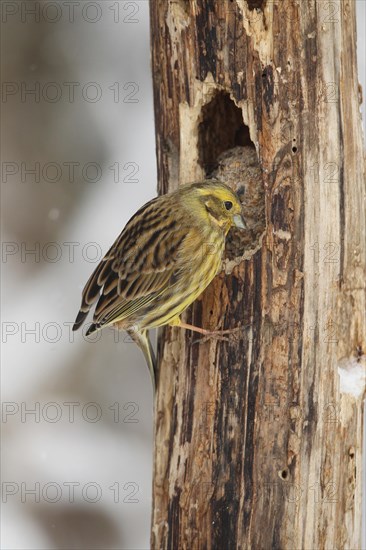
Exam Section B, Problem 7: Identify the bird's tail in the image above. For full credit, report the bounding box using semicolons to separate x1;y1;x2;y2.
127;328;157;393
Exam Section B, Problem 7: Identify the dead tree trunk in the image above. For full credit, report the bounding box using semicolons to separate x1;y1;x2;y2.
150;1;365;548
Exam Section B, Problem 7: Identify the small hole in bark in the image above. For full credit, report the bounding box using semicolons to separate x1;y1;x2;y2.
292;146;298;153
280;469;289;479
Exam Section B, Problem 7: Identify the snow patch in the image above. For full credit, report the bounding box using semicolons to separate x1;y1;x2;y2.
337;355;366;398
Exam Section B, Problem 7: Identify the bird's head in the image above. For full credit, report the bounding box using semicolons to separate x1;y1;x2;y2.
185;181;246;235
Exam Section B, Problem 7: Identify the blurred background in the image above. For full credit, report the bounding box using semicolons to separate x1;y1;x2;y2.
1;1;365;549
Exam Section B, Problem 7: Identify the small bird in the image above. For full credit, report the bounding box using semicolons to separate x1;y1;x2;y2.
73;181;246;390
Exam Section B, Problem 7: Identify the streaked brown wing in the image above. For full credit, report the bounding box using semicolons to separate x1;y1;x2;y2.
73;194;187;332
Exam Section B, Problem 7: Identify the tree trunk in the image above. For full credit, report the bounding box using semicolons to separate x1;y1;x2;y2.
150;1;365;548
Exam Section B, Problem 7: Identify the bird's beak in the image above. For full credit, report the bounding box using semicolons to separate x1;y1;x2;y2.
233;214;246;229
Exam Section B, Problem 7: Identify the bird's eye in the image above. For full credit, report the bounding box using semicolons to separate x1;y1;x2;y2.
224;201;233;211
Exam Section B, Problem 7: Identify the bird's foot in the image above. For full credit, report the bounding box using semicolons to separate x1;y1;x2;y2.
191;326;242;345
169;318;242;345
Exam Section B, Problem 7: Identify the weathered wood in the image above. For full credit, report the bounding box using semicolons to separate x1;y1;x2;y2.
150;1;365;548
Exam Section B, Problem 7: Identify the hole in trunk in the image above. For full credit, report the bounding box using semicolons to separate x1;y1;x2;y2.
247;0;266;9
198;92;253;176
197;91;266;266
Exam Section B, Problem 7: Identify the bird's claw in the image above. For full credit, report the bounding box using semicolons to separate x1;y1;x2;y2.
191;326;242;346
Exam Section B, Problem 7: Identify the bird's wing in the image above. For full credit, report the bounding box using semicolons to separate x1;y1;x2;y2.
73;195;188;332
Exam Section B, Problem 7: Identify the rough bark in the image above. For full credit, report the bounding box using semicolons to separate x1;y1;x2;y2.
150;1;365;548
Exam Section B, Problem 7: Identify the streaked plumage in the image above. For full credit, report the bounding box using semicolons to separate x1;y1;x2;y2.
73;181;246;389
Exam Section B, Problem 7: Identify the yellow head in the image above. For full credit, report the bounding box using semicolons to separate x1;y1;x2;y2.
181;181;246;235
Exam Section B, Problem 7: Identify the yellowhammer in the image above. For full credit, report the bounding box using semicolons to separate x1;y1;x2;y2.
73;181;246;389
